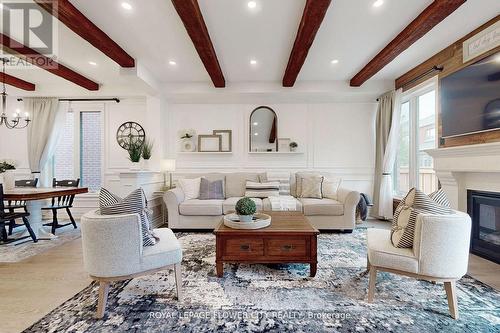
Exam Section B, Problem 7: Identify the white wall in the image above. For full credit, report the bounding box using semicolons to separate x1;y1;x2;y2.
166;103;377;195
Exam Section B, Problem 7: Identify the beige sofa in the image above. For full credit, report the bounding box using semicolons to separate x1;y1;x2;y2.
163;172;360;231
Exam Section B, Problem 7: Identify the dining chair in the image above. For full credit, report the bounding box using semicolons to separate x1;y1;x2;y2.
5;178;38;236
42;178;80;234
0;184;37;244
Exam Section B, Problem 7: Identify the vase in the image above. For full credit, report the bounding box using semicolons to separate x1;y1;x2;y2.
238;214;253;223
141;159;150;170
130;161;141;171
2;170;15;189
181;138;196;152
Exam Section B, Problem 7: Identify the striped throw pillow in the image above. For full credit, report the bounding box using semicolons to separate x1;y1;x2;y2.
429;188;451;207
245;181;280;198
391;188;453;248
264;172;291;196
99;188;156;247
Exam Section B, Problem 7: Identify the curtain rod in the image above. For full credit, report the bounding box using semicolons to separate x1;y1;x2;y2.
16;98;120;103
376;65;444;101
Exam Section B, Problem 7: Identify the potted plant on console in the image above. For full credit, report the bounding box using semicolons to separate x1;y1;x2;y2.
0;159;16;189
141;139;154;170
235;197;257;223
289;142;298;152
127;141;143;171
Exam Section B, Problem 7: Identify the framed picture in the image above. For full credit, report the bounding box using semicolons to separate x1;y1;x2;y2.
278;138;291;152
213;130;232;152
463;20;500;63
198;135;222;152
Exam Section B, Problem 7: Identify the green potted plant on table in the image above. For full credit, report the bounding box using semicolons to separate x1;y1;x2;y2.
127;140;143;170
235;197;257;223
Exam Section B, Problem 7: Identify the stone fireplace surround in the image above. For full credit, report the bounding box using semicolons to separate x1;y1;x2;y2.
425;142;500;212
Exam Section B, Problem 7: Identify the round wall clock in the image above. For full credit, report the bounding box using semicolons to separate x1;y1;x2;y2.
116;121;146;150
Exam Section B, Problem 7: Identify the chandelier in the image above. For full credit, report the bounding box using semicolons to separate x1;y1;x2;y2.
0;58;31;129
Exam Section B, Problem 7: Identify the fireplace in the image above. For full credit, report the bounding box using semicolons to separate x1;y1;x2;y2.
467;190;500;264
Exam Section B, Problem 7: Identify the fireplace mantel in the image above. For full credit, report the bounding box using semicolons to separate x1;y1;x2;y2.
425;142;500;173
425;142;500;211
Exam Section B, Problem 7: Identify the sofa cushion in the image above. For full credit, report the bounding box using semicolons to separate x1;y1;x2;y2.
178;177;201;200
262;197;302;212
367;228;418;274
223;197;263;214
299;198;344;216
179;199;224;216
225;173;260;198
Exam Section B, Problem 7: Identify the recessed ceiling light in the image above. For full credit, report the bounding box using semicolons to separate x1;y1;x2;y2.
253;122;258;126
247;1;257;9
250;59;257;65
373;0;384;7
168;60;177;66
254;132;259;136
121;2;132;10
330;59;339;64
88;61;97;66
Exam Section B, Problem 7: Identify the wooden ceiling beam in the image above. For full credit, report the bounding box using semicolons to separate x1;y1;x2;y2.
171;0;225;88
283;0;331;87
0;33;99;91
350;0;466;87
34;0;135;68
2;73;36;91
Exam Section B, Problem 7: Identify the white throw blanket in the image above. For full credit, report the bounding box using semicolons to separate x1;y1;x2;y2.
268;195;297;211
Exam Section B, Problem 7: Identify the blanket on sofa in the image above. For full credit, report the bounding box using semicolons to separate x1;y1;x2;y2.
268;195;297;211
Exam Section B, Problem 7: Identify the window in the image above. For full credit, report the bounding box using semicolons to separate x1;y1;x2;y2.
53;107;103;193
393;83;438;197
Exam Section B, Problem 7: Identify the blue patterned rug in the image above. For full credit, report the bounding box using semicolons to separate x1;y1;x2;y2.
24;229;500;332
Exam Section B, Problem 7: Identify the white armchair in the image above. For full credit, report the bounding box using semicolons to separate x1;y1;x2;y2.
81;210;183;318
366;211;471;319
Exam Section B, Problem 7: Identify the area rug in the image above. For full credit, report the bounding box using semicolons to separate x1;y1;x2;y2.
24;229;500;332
0;224;81;263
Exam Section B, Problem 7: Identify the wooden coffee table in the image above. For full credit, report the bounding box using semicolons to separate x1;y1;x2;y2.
214;211;319;277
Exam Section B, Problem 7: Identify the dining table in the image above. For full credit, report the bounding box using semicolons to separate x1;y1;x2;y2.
3;187;89;241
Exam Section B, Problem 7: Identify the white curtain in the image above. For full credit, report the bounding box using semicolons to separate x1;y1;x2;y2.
26;97;64;185
372;89;402;219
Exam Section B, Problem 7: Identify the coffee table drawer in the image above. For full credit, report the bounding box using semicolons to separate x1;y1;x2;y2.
266;238;307;257
224;238;264;256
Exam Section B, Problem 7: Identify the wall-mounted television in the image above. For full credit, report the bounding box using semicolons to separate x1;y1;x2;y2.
440;51;500;138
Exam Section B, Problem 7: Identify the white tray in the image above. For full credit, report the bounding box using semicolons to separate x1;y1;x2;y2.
223;213;271;230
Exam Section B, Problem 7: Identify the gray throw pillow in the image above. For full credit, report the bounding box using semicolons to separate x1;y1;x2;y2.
199;178;225;200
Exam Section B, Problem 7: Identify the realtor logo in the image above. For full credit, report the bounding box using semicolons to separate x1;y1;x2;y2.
1;0;58;65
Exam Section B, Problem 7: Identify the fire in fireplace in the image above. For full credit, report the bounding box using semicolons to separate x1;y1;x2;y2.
467;190;500;264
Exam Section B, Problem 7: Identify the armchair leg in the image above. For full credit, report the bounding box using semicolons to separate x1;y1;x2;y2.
444;281;459;319
367;267;377;303
174;263;182;301
96;281;110;319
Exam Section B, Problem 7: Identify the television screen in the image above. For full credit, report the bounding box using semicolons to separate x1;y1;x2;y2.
440;52;500;138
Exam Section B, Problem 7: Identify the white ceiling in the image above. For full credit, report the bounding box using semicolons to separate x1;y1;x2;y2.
1;0;499;99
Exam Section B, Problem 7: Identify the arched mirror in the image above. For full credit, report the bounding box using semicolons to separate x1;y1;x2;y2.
249;106;278;152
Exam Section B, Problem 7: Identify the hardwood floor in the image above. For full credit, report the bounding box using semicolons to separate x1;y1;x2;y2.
0;220;498;333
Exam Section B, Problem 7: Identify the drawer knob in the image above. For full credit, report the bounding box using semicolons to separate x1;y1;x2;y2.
282;244;294;251
240;244;250;251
